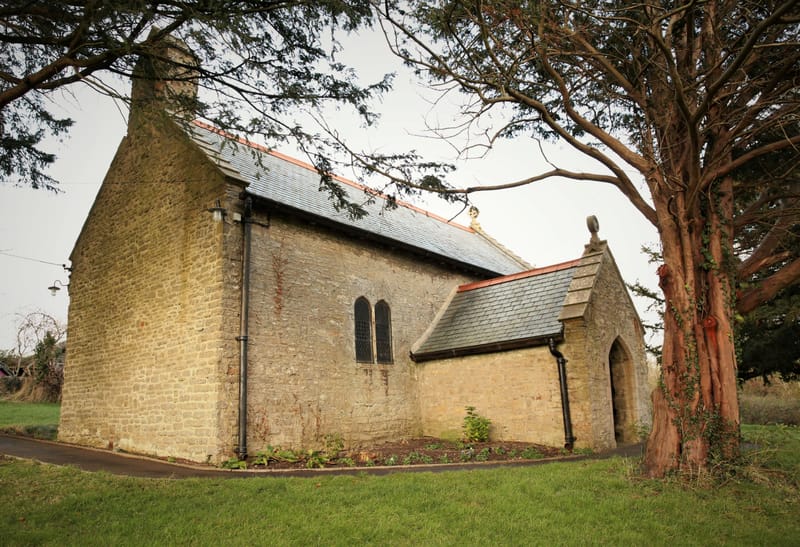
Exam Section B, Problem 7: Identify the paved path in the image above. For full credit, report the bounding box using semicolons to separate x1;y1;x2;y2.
0;434;644;479
0;435;233;478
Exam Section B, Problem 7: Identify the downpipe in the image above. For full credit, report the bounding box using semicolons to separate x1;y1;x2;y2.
236;197;253;460
548;338;576;450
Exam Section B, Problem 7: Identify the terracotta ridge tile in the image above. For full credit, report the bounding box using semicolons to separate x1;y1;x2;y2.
457;258;582;293
191;120;473;233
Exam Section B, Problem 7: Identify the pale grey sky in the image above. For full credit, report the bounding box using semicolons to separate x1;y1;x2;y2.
0;32;661;352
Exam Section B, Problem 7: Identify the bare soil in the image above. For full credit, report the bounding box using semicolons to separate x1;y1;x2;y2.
243;437;572;470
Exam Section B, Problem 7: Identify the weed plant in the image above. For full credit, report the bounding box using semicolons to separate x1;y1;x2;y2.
462;406;491;442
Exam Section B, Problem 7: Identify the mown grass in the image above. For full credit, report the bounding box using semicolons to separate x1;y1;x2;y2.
0;401;59;439
1;425;798;546
1;402;798;545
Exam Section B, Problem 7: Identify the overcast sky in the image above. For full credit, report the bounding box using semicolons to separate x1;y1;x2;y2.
0;30;661;352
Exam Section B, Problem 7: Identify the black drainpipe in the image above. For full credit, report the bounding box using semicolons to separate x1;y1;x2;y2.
236;196;253;460
548;338;576;450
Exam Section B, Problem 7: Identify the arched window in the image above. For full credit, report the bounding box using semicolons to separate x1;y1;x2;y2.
354;297;373;363
375;300;393;364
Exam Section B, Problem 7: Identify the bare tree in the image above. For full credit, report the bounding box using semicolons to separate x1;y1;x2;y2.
370;1;800;476
8;311;66;377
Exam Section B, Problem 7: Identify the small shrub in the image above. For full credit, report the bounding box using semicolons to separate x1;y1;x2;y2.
475;447;491;462
274;448;301;463
402;451;431;465
305;449;329;469
463;406;491;442
20;425;58;440
221;458;247;470
21;333;64;403
384;455;398;466
323;433;345;455
0;376;21;395
251;446;301;466
438;454;451;464
520;447;544;460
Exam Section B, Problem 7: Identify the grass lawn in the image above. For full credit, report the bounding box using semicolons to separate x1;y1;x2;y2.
1;424;798;546
0;401;59;439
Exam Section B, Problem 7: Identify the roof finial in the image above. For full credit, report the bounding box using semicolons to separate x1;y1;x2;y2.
587;215;601;247
469;206;481;230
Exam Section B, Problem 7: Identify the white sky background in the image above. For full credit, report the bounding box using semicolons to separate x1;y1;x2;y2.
0;29;661;352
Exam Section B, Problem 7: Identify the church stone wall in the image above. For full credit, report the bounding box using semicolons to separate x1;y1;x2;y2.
241;211;475;451
58;111;486;463
59;116;239;463
416;246;651;451
557;246;651;451
59;109;647;462
578;247;651;447
416;347;568;447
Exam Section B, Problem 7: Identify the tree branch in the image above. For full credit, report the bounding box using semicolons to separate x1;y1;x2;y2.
738;256;800;314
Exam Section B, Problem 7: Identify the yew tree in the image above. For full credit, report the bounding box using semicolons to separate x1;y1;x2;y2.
0;0;383;191
374;1;800;476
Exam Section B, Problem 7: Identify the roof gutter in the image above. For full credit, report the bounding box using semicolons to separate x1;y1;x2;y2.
410;333;562;363
548;338;576;450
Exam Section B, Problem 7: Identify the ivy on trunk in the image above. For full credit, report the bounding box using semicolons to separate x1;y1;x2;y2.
370;1;800;477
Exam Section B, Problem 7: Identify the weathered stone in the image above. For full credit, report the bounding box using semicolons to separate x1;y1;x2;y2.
60;106;650;463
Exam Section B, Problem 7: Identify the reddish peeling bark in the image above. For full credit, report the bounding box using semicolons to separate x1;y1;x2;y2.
375;0;799;478
644;182;740;477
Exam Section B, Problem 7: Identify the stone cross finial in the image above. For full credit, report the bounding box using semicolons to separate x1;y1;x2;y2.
587;215;601;245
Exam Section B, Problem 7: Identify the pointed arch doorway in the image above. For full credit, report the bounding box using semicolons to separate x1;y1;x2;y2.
609;337;636;444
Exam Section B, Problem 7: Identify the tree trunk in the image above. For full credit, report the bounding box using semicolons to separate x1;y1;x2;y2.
644;182;741;477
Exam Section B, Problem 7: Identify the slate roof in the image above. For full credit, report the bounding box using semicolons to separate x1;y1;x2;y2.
411;260;580;361
189;121;528;277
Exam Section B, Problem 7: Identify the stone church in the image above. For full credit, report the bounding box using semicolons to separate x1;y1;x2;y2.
58;45;651;464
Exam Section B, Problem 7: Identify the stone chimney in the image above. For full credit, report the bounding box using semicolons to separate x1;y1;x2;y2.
130;30;200;127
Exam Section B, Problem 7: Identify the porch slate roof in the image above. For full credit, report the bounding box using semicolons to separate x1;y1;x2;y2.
189;121;528;277
411;260;580;362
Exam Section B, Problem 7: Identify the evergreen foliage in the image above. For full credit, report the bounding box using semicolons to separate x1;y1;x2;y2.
32;332;63;403
373;0;800;476
0;1;384;191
